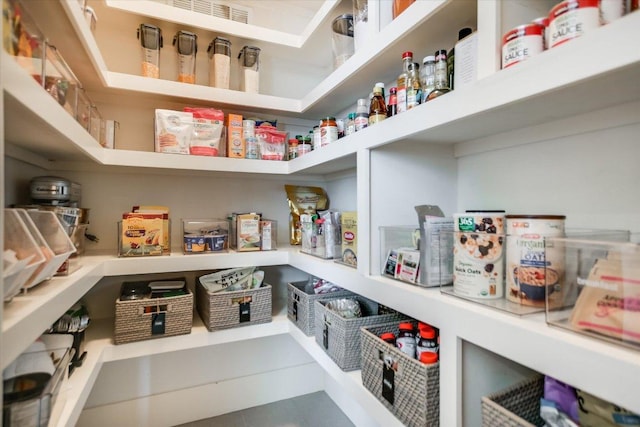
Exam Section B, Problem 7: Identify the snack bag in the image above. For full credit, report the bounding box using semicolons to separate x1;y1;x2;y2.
285;185;328;245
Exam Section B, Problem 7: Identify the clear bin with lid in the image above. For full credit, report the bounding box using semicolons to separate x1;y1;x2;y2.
173;30;197;84
207;37;231;89
137;23;162;78
43;43;81;118
238;46;260;93
3;209;46;302
3;0;46;81
17;210;76;290
89;104;102;143
75;87;91;131
331;14;354;69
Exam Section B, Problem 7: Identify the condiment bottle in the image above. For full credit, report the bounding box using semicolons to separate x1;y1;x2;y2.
345;112;356;136
243;120;259;159
375;82;386;100
298;137;312;157
396;322;417;358
288;138;299;160
137;23;162;78
396;51;413;114
368;85;387;125
406;62;422;110
380;332;396;345
426;49;450;101
354;98;369;131
416;326;439;357
387;87;398;117
207;36;231;89
313;125;321;150
320;117;338;147
173;30;197;84
447;27;473;91
420;55;436;103
419;351;438;365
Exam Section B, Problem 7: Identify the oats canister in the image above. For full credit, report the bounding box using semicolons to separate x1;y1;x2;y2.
452;213;505;299
505;215;566;307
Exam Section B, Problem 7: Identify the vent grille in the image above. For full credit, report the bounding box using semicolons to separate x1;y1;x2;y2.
155;0;251;24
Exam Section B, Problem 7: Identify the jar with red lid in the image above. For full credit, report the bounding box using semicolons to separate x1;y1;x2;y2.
416;326;438;357
320;117;338;147
419;351;438;365
288;138;298;160
380;332;396;346
396;322;416;358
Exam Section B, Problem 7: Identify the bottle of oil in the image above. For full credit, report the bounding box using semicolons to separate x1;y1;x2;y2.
396;51;413;114
426;50;450;101
406;62;422;110
369;85;387;125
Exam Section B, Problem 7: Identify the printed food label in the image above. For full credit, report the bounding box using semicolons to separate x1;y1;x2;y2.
453;232;505;299
549;0;600;48
502;25;544;69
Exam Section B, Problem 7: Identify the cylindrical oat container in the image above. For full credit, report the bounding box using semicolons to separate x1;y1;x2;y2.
452;213;505;299
502;24;544;69
548;0;600;48
505;215;566;307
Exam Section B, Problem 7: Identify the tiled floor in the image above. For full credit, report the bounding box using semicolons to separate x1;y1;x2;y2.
174;391;355;427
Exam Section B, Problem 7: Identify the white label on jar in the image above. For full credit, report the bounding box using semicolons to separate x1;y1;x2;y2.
453;232;505;299
549;0;600;48
502;25;544;69
396;88;407;113
320;125;338;147
313;129;321;149
354;116;368;131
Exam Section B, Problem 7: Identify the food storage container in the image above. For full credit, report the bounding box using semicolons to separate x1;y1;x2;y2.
207;36;231;89
3;209;46;302
137;23;162;78
173;30;197;84
83;5;97;32
331;14;354;69
182;219;228;254
75;87;92;131
380;226;420;283
89;104;102;143
238;45;260;93
4;0;46;81
42;43;81;117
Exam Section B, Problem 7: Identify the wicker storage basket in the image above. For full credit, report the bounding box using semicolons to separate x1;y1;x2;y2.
287;281;353;336
481;375;545;427
361;323;440;427
114;289;193;345
196;281;272;332
314;296;405;371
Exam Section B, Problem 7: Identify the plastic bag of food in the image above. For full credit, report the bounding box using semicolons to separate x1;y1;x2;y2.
183;107;224;157
256;124;287;161
285;185;328;245
154;109;193;154
325;298;362;319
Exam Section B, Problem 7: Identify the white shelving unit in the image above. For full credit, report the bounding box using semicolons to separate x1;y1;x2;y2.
3;0;640;426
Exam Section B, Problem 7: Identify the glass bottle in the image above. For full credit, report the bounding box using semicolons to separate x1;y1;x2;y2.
375;82;386;100
345;112;356;136
406;62;422;110
396;51;413;114
426;49;450;101
369;85;387;125
354;98;369;131
387;87;398;117
243;119;259;159
420;55;436;103
447;27;473;91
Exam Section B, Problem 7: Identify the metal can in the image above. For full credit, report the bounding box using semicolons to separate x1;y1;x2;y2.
502;24;544;69
320;117;338;147
531;16;550;49
453;213;506;299
548;0;600;49
505;215;566;307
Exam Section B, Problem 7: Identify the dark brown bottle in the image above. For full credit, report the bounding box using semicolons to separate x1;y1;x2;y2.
369;85;387;125
447;27;473;91
387;87;398;117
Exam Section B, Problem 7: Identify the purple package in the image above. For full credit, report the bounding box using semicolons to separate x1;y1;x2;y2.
544;376;580;423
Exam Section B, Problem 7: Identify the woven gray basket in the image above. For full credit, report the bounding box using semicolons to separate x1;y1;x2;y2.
361;323;440;427
287;281;353;336
314;296;406;371
114;289;193;345
196;281;272;332
481;375;545;427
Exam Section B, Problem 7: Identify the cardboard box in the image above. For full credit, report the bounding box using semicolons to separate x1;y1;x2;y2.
340;211;357;267
120;213;165;256
236;213;261;251
226;113;244;158
133;206;170;254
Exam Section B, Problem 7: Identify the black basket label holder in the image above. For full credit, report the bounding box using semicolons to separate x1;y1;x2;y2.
323;315;331;349
138;303;171;336
380;350;398;405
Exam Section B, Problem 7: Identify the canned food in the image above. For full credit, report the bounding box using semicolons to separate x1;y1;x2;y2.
505;215;566;307
453;231;505;299
548;0;600;48
502;24;544;69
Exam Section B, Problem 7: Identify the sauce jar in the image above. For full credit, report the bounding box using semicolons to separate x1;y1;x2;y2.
548;0;600;49
320;117;338;147
288;138;299;160
298;136;312;157
502;24;544;69
396;322;416;358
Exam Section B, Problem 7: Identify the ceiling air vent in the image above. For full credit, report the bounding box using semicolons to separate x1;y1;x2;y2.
159;0;251;24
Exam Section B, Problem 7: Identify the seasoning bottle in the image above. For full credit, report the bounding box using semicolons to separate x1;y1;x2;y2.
416;326;439;357
380;332;396;346
312;125;321;150
288;138;299;160
426;49;450;101
369;85;387;125
207;36;231;89
396;51;413;114
354;98;369;131
396;322;417;358
345;112;356;136
298;136;312;157
406;62;422;110
243;120;259;159
420;55;436;103
447;27;473;91
173;30;197;84
320;117;338;147
375;82;386;100
387;87;398;117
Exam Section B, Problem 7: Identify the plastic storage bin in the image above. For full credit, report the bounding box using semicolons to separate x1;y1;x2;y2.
287;280;353;336
545;234;640;350
4;0;46;82
361;322;440;427
42;43;81;118
3;209;46;302
380;226;421;283
481;375;544;427
182;219;229;254
18;210;75;289
314;296;406;371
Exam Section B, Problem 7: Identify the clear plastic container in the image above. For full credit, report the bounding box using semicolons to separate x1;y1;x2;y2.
331;14;354;69
182;219;229;254
75;87;91;131
43;43;81;118
238;46;260;93
173;30;197;84
207;37;231;89
89;104;102;142
18;210;76;289
137;23;162;78
4;0;46;81
260;219;277;251
3;209;46;301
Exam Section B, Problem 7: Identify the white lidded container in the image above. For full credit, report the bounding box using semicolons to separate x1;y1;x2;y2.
207;37;231;89
238;46;260;93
